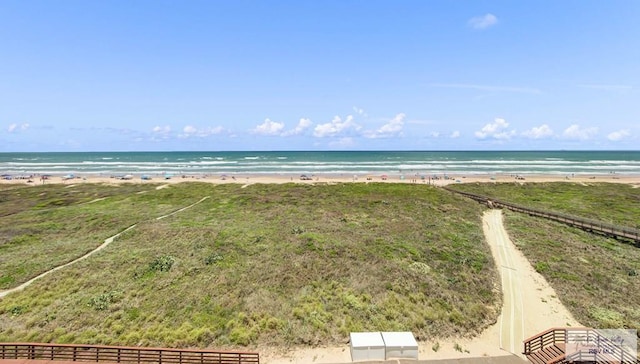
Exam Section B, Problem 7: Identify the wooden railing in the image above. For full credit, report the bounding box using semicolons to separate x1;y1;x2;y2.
523;327;590;355
443;187;640;246
556;345;639;364
523;328;638;364
551;328;639;364
0;343;259;364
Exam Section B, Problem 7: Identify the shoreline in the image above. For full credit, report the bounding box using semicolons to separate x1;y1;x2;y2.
2;172;640;187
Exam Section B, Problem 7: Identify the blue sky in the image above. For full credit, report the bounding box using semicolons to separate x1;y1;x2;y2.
1;1;639;151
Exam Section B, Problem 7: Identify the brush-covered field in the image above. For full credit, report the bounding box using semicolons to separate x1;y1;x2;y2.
0;183;208;289
0;182;498;349
450;182;640;331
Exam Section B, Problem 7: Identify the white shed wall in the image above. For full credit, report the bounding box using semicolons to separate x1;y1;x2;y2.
381;331;419;360
350;332;385;362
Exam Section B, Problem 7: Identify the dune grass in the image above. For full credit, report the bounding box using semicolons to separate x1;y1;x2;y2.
450;182;640;331
449;182;640;229
0;183;211;289
0;182;499;349
503;211;640;331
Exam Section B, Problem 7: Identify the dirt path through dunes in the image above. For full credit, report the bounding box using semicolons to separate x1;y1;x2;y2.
483;210;525;356
482;209;580;358
0;196;210;299
0;225;137;299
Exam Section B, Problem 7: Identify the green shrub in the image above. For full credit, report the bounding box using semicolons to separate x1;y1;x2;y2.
534;261;550;273
9;305;26;316
149;256;175;272
204;254;223;265
88;291;120;311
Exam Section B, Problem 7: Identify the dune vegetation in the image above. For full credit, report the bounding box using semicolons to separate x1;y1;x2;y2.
450;182;640;331
449;182;640;229
0;183;213;289
0;182;499;349
502;211;640;332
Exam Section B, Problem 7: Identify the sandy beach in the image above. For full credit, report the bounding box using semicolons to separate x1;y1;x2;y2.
2;172;640;188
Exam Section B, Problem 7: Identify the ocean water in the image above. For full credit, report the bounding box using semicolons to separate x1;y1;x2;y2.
1;151;640;177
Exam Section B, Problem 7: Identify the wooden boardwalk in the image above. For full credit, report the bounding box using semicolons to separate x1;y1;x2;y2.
443;187;640;246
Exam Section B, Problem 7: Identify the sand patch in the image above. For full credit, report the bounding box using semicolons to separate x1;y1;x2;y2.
482;210;579;358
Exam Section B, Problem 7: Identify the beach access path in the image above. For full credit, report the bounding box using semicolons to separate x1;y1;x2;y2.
483;210;525;356
0;196;210;299
482;209;580;359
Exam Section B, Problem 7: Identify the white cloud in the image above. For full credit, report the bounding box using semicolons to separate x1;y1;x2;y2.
179;125;225;138
151;125;171;141
183;125;197;134
352;106;367;117
251;118;285;136
364;113;406;139
7;123;30;133
562;124;598;140
204;126;225;136
152;125;171;134
313;115;359;138
607;129;631;141
281;118;312;137
468;13;498;30
450;131;461;138
428;131;441;138
475;118;516;140
522;124;554;139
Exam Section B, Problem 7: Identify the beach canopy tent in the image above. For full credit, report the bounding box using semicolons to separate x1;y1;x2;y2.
350;332;385;362
381;331;419;360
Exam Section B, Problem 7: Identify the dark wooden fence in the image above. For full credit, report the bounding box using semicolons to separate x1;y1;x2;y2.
0;343;259;364
443;186;640;246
